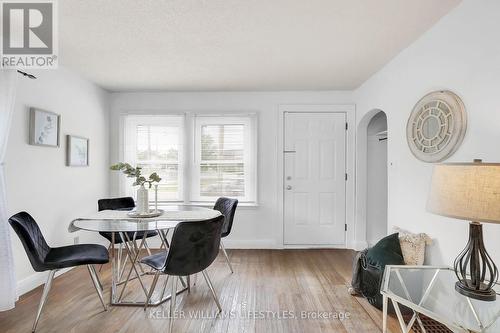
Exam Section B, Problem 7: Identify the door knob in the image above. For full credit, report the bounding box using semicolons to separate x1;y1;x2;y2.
286;185;292;190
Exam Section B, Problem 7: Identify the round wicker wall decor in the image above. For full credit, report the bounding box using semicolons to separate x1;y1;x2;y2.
406;90;467;163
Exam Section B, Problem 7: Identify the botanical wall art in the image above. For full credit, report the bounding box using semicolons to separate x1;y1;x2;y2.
29;107;61;147
66;135;89;167
406;90;467;163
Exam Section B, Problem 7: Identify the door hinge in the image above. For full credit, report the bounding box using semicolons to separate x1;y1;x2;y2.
345;173;348;181
345;224;347;231
345;122;348;130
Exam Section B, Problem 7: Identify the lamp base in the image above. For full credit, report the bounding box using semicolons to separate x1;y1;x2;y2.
455;280;496;301
453;222;498;302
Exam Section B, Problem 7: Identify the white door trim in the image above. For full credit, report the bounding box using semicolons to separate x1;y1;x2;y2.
277;104;356;249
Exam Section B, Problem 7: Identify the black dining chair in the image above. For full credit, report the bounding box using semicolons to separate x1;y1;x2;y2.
213;197;238;273
97;197;158;246
8;212;108;332
97;197;159;273
140;215;225;331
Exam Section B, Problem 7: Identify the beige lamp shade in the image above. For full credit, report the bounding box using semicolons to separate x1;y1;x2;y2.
427;161;500;224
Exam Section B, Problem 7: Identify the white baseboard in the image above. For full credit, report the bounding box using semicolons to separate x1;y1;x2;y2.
283;244;346;249
144;237;278;249
144;237;368;250
351;240;369;251
222;239;278;249
16;267;73;297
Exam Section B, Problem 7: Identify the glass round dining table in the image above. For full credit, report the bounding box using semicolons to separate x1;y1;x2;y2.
69;205;221;307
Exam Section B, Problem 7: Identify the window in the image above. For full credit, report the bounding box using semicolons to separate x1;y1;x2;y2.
123;115;184;201
121;114;256;204
192;116;256;203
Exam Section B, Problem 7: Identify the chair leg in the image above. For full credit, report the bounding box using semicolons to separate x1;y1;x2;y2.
93;264;103;291
159;275;170;301
201;270;222;313
144;271;160;311
99;244;112;272
192;272;198;286
169;276;178;333
87;265;107;311
32;270;56;332
220;240;233;273
179;276;187;288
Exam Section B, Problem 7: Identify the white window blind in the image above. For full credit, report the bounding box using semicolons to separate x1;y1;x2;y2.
192;116;256;203
123;115;184;201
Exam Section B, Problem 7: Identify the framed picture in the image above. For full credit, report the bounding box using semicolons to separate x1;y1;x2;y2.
66;135;89;167
29;107;61;147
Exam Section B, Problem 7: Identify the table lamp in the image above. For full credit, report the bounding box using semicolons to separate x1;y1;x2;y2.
427;159;500;301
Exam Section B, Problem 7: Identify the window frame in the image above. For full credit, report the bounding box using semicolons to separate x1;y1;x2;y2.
190;115;257;204
119;113;258;205
122;114;185;202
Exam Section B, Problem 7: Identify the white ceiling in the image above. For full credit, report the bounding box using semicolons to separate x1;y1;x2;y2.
59;0;460;92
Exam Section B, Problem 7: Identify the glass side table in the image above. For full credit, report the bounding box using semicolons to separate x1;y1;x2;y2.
381;265;500;333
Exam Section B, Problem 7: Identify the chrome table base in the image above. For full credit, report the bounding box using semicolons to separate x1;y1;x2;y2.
109;229;189;307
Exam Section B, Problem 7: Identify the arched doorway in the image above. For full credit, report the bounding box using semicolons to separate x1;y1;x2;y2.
366;112;387;245
355;109;388;248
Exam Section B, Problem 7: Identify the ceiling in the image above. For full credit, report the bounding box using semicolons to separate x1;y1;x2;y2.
59;0;460;92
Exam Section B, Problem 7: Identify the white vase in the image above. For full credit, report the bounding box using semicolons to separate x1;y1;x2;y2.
136;184;149;214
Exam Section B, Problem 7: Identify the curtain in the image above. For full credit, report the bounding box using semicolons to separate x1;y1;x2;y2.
0;70;18;311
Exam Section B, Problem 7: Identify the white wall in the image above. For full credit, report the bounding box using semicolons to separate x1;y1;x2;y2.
354;0;500;265
366;112;387;245
109;91;354;249
6;67;110;295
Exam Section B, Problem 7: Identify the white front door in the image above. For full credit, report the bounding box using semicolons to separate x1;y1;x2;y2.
283;112;346;245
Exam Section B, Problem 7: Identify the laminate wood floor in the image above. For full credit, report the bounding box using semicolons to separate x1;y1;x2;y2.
0;249;400;333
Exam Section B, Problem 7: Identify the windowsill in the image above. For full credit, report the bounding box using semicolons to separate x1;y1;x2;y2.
156;201;260;209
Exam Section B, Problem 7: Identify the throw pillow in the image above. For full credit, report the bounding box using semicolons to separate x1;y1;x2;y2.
393;227;432;265
365;232;405;269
